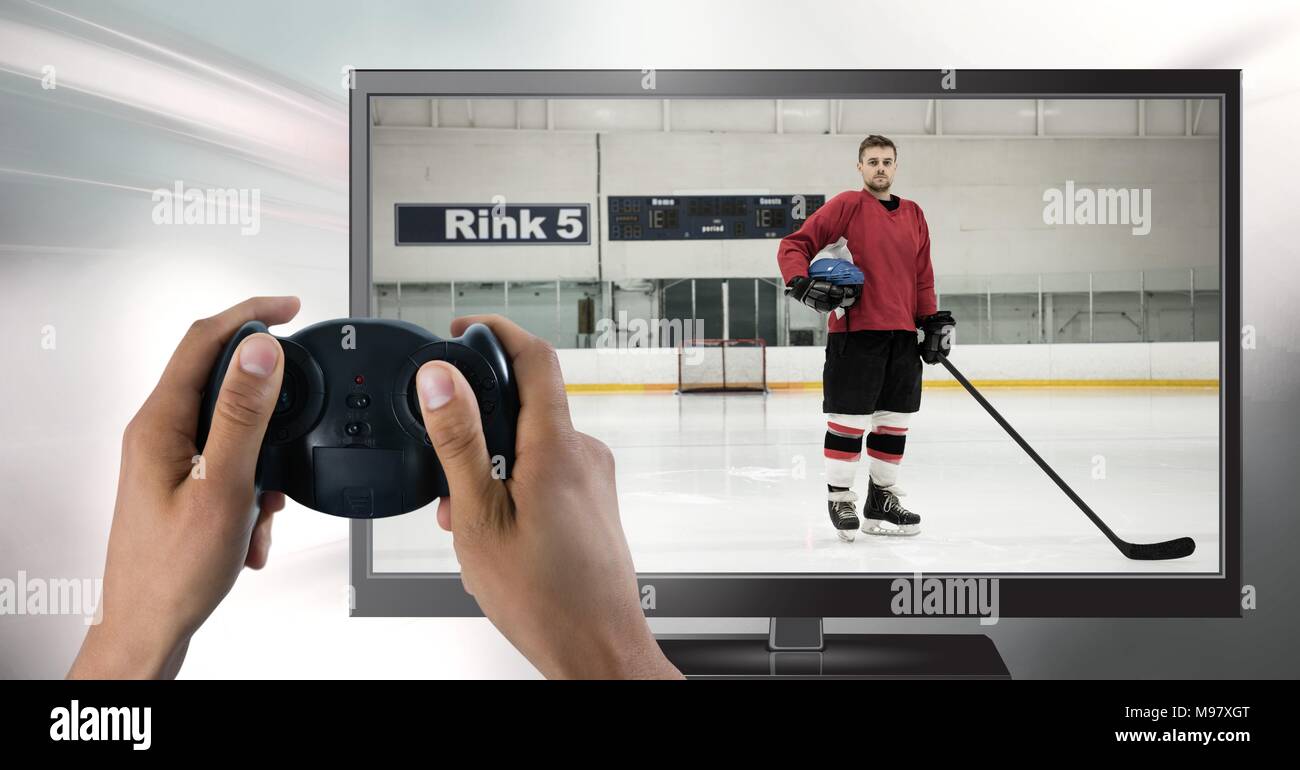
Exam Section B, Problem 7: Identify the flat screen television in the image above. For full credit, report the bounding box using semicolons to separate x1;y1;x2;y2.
347;70;1239;676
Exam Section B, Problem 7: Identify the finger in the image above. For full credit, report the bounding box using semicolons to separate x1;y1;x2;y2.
416;361;499;532
191;333;283;499
259;490;286;514
436;497;452;532
447;314;573;438
141;296;301;442
244;494;279;570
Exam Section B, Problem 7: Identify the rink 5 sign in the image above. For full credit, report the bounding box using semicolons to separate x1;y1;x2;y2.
396;203;590;245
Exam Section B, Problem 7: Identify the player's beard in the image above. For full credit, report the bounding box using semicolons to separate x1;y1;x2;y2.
866;175;891;194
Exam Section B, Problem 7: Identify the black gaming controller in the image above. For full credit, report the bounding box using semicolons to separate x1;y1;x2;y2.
195;318;518;518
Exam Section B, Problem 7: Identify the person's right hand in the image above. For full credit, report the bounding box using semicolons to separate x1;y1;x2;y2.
414;316;681;679
785;275;851;313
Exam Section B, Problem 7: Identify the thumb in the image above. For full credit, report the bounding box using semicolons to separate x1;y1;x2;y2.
416;362;499;525
199;333;283;496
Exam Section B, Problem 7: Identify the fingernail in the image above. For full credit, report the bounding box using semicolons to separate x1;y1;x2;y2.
238;334;279;378
417;365;455;410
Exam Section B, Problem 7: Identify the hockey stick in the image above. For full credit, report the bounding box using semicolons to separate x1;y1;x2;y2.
939;357;1195;561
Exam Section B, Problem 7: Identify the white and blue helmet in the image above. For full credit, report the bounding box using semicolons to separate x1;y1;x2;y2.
809;239;865;286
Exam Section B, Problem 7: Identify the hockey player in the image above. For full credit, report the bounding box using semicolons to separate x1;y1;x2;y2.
779;134;955;542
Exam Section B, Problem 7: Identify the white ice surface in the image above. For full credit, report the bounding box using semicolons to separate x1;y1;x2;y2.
372;388;1220;575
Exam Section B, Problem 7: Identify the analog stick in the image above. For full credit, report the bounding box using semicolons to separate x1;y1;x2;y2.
264;340;324;443
275;365;301;416
406;376;421;422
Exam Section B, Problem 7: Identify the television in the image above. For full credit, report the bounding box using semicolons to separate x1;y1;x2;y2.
347;70;1239;677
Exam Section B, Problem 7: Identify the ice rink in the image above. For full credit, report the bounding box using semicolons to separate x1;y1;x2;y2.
373;386;1220;575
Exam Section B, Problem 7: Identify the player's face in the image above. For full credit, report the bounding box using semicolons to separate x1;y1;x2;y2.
857;147;897;194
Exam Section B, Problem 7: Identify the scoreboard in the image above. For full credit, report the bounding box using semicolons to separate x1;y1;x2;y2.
607;194;824;241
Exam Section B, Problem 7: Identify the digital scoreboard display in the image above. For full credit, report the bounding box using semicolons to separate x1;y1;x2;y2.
607;194;824;241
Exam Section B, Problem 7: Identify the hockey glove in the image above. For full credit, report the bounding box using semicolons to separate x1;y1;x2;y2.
785;275;850;313
918;310;956;364
837;283;861;309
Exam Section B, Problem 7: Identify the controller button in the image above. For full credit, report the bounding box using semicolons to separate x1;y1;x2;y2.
345;422;368;437
480;400;496;415
482;377;496;391
346;393;371;409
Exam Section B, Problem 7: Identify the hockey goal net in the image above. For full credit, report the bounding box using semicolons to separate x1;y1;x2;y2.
677;339;768;393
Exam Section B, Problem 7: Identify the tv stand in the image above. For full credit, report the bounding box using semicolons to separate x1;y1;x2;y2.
656;618;1011;679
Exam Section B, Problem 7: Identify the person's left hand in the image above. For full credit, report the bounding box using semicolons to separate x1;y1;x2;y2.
918;310;956;364
68;296;301;679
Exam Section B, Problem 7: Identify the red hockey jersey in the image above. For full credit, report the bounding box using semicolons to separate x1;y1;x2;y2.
777;189;937;332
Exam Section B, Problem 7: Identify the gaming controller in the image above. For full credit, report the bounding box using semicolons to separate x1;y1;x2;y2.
195;318;518;518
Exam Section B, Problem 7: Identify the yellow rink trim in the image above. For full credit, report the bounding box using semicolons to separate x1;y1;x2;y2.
564;379;1220;394
918;379;1220;390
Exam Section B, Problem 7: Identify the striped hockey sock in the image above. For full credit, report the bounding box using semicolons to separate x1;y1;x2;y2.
866;410;912;488
824;414;869;491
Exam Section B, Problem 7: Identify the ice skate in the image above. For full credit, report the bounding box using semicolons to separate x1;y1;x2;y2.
827;489;860;542
861;478;920;536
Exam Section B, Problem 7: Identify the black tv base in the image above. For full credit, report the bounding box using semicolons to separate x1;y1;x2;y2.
656;618;1010;679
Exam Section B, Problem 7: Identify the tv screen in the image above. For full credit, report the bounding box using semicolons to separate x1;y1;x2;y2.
348;71;1239;618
